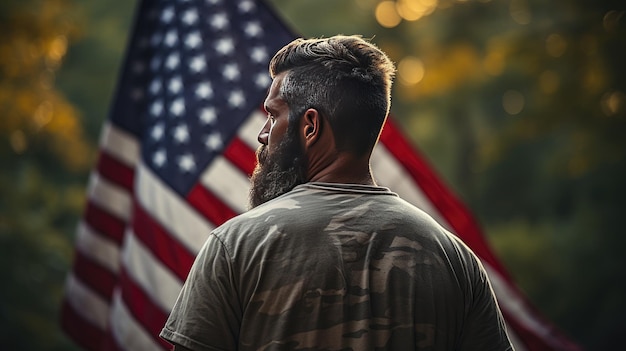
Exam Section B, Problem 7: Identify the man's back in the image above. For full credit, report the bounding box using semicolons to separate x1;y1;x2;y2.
161;182;512;350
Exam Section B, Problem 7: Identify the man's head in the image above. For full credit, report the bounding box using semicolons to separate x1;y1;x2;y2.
249;35;396;208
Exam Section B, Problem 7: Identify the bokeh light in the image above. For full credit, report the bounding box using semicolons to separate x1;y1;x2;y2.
502;89;525;115
376;1;402;28
398;56;426;85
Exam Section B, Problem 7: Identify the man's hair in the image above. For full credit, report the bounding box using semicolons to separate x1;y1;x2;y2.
269;35;396;156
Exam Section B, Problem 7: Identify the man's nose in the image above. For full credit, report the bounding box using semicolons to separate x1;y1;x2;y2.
257;119;270;145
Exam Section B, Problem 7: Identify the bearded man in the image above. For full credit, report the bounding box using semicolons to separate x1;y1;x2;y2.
160;35;513;351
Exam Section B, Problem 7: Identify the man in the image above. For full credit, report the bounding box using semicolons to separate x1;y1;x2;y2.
160;35;513;351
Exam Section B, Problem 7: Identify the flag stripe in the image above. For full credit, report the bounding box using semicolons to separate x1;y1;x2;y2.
60;299;106;351
131;199;196;281
84;201;127;246
63;273;110;330
100;122;140;168
109;290;163;350
71;250;117;301
188;183;239;226
200;156;250;213
75;221;121;273
135;163;212;254
238;109;267;150
88;173;133;223
119;268;170;347
223;136;257;176
97;151;135;191
122;231;185;310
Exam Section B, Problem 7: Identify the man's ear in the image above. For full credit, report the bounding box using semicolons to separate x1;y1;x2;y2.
301;108;321;148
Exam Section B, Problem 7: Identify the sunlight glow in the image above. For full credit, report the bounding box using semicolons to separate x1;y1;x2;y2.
398;56;426;85
376;1;402;28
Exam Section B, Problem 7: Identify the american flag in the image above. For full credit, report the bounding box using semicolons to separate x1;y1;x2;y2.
60;0;582;350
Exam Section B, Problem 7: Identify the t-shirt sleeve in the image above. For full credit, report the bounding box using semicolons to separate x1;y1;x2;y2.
457;246;514;351
160;233;241;351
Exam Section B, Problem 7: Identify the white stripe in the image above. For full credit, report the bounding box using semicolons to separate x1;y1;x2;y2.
200;156;250;213
75;221;121;273
484;264;551;340
88;172;132;222
238;110;266;149
121;230;184;310
100;121;141;167
371;144;453;232
109;289;162;351
135;162;213;254
64;273;109;329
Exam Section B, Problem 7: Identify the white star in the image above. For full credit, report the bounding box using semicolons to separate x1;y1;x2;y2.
215;37;235;55
255;73;271;88
189;55;206;72
196;82;213;99
205;132;223;151
210;13;229;29
250;46;267;63
150;100;163;116
185;31;202;49
170;98;185;116
178;154;196;172
223;63;240;81
169;76;183;94
151;123;164;140
228;90;245;108
161;7;174;23
166;52;180;70
149;79;161;95
239;0;255;13
164;29;178;47
182;9;198;25
173;124;190;143
153;149;167;167
244;21;262;37
199;107;217;124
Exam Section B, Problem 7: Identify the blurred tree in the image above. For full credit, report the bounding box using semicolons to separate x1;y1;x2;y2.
0;0;90;349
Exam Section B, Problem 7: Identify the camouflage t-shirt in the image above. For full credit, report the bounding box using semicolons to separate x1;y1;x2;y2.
160;182;513;351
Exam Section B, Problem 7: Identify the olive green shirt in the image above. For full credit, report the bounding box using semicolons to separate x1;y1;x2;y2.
160;182;513;350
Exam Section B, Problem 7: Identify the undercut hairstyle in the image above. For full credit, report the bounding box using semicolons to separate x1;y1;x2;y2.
269;35;396;156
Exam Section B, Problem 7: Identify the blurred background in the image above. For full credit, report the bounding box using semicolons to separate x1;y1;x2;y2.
1;0;624;349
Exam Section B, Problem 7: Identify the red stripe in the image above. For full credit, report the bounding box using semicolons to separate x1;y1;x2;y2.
380;118;505;274
223;136;258;176
187;183;238;226
84;201;126;246
99;329;125;351
119;268;173;350
60;299;106;351
97;151;135;191
131;199;197;280
71;249;117;301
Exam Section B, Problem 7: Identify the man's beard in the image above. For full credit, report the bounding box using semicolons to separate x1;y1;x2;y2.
248;126;308;209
